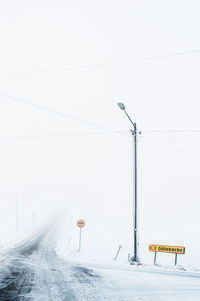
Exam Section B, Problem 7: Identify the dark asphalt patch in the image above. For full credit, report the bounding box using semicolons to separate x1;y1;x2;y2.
76;267;100;278
0;260;34;301
72;266;101;284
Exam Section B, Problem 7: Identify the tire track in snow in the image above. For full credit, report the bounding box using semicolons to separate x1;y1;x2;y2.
0;224;102;301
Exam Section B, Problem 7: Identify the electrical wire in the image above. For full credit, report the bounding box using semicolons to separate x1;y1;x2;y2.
139;130;200;140
140;136;200;159
0;135;131;152
0;49;200;76
140;135;200;140
0;92;120;133
0;131;128;140
142;130;200;133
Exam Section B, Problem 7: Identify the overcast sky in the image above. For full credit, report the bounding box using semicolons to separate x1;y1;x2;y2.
0;0;200;266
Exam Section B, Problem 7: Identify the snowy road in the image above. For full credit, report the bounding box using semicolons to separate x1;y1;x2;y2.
0;230;200;300
0;225;102;301
0;250;102;300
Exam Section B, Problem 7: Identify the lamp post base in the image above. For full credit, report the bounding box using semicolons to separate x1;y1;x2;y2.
129;256;141;265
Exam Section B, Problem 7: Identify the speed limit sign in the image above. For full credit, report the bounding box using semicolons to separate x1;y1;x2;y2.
77;219;85;252
77;219;85;228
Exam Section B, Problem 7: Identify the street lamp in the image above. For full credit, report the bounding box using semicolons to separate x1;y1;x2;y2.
117;102;139;263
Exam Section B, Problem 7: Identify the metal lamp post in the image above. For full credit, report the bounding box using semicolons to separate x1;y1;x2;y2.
117;102;139;263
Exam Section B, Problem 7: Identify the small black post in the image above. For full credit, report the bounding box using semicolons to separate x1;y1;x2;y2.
175;253;178;266
154;252;157;264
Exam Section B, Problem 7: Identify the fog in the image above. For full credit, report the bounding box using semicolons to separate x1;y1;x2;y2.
0;0;200;267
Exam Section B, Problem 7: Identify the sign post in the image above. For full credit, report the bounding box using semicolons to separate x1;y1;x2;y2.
77;219;85;252
149;244;185;266
154;252;157;264
175;253;178;266
114;245;122;261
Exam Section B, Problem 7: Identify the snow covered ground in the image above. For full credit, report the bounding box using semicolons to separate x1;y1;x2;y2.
60;254;200;301
82;262;200;301
0;228;200;301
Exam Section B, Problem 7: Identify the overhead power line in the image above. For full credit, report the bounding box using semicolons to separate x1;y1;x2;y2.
141;136;200;159
0;135;131;152
142;129;200;133
0;92;119;133
0;49;200;76
140;135;200;140
0;131;127;140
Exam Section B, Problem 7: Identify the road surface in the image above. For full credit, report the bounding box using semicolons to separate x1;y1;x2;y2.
0;228;200;300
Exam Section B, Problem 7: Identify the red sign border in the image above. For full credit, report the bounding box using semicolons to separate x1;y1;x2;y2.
77;219;85;228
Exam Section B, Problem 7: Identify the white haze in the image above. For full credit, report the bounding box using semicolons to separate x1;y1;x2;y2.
0;0;200;267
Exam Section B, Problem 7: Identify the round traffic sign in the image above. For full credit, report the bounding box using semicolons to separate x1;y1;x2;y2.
77;219;85;228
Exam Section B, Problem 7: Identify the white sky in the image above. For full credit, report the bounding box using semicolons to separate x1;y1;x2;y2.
0;0;200;266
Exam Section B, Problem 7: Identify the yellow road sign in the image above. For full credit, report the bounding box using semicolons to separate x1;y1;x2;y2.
149;244;185;254
77;219;85;228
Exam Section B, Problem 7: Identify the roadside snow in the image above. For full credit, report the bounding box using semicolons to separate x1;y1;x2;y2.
63;254;200;301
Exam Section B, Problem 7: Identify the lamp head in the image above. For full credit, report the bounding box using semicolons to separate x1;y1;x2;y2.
117;102;126;110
